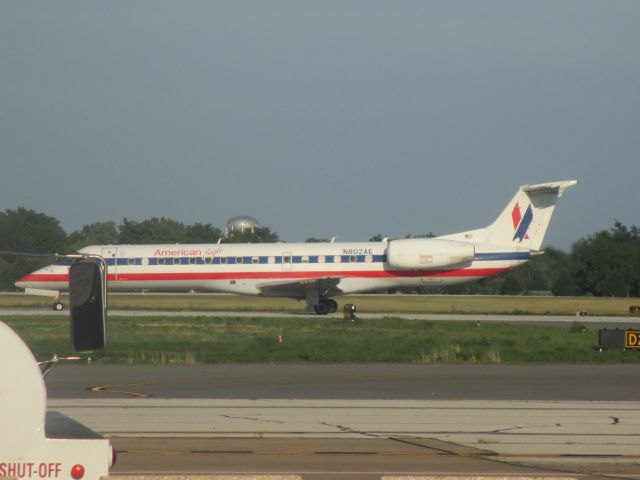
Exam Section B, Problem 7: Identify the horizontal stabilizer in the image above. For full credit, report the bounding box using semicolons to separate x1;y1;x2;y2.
522;180;578;197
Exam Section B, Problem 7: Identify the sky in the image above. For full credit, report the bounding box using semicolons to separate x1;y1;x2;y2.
1;1;639;251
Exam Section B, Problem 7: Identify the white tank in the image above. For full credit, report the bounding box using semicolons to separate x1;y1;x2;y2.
226;216;260;235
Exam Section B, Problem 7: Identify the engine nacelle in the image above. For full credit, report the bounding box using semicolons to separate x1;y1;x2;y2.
387;238;475;269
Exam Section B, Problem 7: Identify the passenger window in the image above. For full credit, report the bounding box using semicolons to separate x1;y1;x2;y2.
268;256;275;264
333;256;341;264
236;257;243;264
189;258;196;265
283;256;291;263
365;255;373;263
349;255;357;263
317;255;326;263
252;256;259;264
204;257;212;264
158;258;165;265
128;258;136;265
174;258;181;265
220;257;228;264
302;255;309;263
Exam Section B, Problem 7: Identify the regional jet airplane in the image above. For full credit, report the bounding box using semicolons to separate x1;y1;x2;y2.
16;180;577;314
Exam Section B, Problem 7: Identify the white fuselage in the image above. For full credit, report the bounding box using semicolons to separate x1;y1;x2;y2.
16;240;529;297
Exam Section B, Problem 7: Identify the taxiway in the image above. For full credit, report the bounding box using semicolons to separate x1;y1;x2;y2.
2;308;639;329
43;364;640;479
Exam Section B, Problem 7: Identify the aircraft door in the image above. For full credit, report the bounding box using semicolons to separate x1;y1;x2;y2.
101;247;118;281
282;252;293;271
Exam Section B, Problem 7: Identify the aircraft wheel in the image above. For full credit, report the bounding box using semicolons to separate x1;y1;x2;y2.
326;299;338;314
53;301;64;311
314;302;329;315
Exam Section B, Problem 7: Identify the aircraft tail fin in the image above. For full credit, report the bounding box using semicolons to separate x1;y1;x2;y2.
440;180;577;250
483;180;577;250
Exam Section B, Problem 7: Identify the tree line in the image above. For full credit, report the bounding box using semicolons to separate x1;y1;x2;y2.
0;208;278;290
0;207;638;297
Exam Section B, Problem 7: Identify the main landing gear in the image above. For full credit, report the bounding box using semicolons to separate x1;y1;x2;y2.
313;298;338;315
52;300;64;311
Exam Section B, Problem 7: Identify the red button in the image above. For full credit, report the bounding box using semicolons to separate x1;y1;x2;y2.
71;464;85;479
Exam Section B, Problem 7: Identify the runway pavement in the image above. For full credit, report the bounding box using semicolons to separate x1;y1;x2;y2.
44;364;640;401
42;364;640;479
49;398;640;479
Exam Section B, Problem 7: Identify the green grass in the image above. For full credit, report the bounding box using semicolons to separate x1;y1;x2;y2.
2;292;640;316
3;315;639;365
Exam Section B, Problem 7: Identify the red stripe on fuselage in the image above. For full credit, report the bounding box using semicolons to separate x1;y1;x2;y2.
19;268;507;284
19;274;68;282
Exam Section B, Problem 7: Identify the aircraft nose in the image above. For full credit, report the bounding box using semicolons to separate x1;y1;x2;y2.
15;275;32;289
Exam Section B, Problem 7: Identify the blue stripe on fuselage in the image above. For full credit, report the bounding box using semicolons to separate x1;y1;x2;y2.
474;252;531;261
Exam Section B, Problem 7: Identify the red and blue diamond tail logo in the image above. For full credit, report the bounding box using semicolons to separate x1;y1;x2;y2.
512;202;533;242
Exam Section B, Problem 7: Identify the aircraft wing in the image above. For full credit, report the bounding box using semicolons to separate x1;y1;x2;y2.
256;276;343;299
